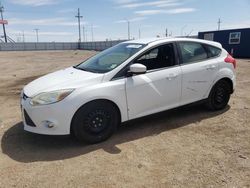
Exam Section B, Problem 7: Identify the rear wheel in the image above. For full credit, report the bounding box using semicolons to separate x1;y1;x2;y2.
72;100;120;144
206;80;231;111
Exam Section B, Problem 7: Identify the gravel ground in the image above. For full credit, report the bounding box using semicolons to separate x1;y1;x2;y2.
0;50;249;188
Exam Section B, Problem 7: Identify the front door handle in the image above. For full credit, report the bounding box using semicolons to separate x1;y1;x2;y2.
166;73;178;80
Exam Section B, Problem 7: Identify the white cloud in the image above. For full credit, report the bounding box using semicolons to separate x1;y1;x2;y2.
141;24;153;28
135;10;162;16
222;21;250;30
57;8;75;14
117;0;179;9
92;25;101;28
156;2;181;7
115;17;147;23
39;32;74;36
9;29;74;36
114;0;138;4
167;8;196;14
135;8;196;16
9;0;59;6
130;17;147;22
8;18;88;26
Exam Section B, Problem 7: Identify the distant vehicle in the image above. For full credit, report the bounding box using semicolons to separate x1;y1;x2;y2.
21;38;236;143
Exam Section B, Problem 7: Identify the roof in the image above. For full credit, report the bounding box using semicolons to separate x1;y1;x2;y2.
123;37;222;49
199;27;250;34
123;38;163;45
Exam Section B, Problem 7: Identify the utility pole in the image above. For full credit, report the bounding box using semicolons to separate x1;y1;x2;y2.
138;28;141;39
85;27;88;42
124;18;130;40
127;20;130;40
0;1;7;43
82;25;85;42
22;30;25;43
83;25;88;42
91;23;94;42
165;28;168;37
217;18;221;31
34;28;39;42
75;8;83;42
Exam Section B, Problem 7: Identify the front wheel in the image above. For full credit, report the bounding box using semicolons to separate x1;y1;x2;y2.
206;80;231;111
72;100;120;144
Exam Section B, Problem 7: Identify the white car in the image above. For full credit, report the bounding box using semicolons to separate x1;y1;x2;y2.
21;38;236;143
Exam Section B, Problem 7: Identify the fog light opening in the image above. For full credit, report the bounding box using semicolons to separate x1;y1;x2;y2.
43;121;55;128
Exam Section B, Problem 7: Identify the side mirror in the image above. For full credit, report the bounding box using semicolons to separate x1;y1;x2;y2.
128;64;147;76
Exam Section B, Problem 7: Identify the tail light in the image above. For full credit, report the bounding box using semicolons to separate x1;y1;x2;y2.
224;54;236;69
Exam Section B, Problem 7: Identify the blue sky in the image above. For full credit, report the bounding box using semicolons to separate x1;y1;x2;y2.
1;0;250;42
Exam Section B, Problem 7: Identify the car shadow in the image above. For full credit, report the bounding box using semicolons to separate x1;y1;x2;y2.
1;104;230;163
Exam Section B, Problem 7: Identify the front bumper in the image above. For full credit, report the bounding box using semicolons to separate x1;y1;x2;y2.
21;92;72;135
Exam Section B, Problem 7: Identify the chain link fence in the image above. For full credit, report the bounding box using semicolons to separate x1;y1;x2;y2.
0;40;126;51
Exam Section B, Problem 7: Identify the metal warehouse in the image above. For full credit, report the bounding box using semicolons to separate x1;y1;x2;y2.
198;28;250;58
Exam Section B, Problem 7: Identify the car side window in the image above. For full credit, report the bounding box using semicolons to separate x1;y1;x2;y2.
134;43;176;71
137;48;158;61
205;45;222;58
179;42;208;64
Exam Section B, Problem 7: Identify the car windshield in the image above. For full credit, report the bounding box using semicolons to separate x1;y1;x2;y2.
75;43;146;73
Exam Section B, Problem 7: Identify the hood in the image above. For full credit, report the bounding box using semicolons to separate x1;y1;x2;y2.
24;67;104;97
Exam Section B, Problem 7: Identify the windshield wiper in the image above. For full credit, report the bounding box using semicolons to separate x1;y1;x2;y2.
73;66;101;73
73;66;88;71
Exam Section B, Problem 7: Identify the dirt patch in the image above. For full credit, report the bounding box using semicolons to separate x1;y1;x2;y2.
0;51;249;188
0;75;44;97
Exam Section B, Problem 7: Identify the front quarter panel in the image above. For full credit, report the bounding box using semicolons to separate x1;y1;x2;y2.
68;78;128;123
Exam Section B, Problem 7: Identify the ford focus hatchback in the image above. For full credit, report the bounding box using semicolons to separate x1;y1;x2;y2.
21;38;236;143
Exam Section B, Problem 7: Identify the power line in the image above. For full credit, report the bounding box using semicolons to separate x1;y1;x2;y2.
187;29;194;37
180;25;187;36
0;1;7;43
75;8;83;42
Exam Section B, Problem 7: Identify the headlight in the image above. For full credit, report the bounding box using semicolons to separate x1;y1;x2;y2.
30;89;74;106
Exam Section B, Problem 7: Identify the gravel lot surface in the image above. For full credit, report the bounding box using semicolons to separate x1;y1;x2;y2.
0;51;249;188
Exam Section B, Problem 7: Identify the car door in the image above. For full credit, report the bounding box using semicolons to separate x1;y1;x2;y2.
125;43;182;120
177;41;219;105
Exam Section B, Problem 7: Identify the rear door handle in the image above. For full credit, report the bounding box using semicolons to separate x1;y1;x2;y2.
206;65;217;70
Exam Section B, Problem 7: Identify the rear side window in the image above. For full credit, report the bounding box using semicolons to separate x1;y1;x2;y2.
206;45;221;58
178;42;208;64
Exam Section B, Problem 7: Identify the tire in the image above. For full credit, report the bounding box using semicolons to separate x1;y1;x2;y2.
72;100;120;144
206;80;231;111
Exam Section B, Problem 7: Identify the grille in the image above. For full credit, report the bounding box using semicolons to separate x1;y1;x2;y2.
24;110;36;127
